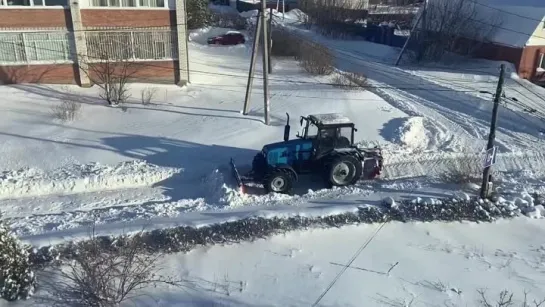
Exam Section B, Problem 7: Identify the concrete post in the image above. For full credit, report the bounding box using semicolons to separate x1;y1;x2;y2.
175;0;190;86
69;0;91;87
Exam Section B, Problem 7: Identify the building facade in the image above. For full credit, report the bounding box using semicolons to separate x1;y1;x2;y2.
0;0;189;86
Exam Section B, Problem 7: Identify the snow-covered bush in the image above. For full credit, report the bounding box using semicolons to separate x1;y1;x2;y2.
187;0;212;29
0;217;36;301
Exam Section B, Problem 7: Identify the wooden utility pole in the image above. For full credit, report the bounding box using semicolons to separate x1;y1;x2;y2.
395;0;425;66
261;0;270;125
268;7;273;74
480;64;505;199
242;11;262;115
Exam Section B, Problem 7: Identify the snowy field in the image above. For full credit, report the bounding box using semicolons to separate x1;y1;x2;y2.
142;219;545;307
17;218;545;307
1;6;545;306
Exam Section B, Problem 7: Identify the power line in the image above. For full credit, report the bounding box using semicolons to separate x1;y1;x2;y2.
466;0;545;23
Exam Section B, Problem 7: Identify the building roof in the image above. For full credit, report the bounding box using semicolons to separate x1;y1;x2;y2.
416;0;545;48
309;113;352;125
479;0;545;47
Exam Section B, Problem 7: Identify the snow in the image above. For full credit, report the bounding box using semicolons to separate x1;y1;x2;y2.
384;116;440;151
0;23;544;238
2;11;545;305
0;160;179;200
308;113;352;125
151;218;545;306
15;218;545;307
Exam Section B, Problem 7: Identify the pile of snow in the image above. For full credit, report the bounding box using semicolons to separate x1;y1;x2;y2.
388;116;442;151
200;168;241;205
0;160;180;200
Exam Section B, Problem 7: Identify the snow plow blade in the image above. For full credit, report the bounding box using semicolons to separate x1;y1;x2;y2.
230;158;244;189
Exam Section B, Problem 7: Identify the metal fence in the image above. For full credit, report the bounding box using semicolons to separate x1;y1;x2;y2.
85;30;176;61
0;29;176;64
0;31;73;63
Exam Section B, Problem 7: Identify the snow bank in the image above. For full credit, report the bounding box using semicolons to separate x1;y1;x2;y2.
0;160;180;200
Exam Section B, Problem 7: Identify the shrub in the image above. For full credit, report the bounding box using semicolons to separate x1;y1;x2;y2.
0;216;36;301
48;227;183;307
51;97;83;121
331;71;368;90
298;41;334;75
140;87;158;105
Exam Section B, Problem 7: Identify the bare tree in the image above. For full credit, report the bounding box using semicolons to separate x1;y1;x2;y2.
413;0;503;62
81;37;139;106
46;226;184;307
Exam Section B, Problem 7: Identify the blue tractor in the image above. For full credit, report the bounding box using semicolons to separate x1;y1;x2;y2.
230;113;384;194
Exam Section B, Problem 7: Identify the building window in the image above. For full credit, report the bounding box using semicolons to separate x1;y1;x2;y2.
86;30;174;61
91;0;164;7
0;32;73;63
539;53;545;71
4;0;66;6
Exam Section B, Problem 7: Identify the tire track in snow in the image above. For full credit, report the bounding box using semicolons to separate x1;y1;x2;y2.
333;48;498;152
381;151;545;180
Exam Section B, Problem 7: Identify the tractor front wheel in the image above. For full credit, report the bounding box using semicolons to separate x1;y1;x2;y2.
327;154;363;187
264;169;294;194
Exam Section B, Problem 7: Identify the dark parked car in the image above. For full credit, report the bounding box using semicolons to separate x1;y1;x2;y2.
207;31;246;46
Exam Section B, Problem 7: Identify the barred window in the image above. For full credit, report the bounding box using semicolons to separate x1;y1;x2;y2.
90;0;162;7
86;30;174;61
4;0;66;6
0;32;72;63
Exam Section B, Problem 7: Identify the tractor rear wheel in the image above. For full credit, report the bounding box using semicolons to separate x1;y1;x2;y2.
264;169;294;194
326;154;363;187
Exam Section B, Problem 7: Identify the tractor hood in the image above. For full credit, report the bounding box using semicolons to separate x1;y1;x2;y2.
262;138;312;152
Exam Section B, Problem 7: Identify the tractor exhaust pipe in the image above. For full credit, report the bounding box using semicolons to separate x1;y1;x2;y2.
284;112;290;142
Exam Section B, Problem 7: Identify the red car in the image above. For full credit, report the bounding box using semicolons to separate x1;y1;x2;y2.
207;31;246;45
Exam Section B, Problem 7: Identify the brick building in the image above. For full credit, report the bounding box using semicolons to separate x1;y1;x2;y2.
0;0;189;86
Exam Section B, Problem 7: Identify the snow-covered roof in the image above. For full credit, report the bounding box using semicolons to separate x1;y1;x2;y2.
479;0;545;47
415;0;545;48
309;113;352;125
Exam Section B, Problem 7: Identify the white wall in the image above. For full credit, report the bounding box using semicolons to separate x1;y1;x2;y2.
527;19;545;46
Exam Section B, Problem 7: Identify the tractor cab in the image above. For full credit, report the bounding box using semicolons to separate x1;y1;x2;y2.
296;113;356;158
